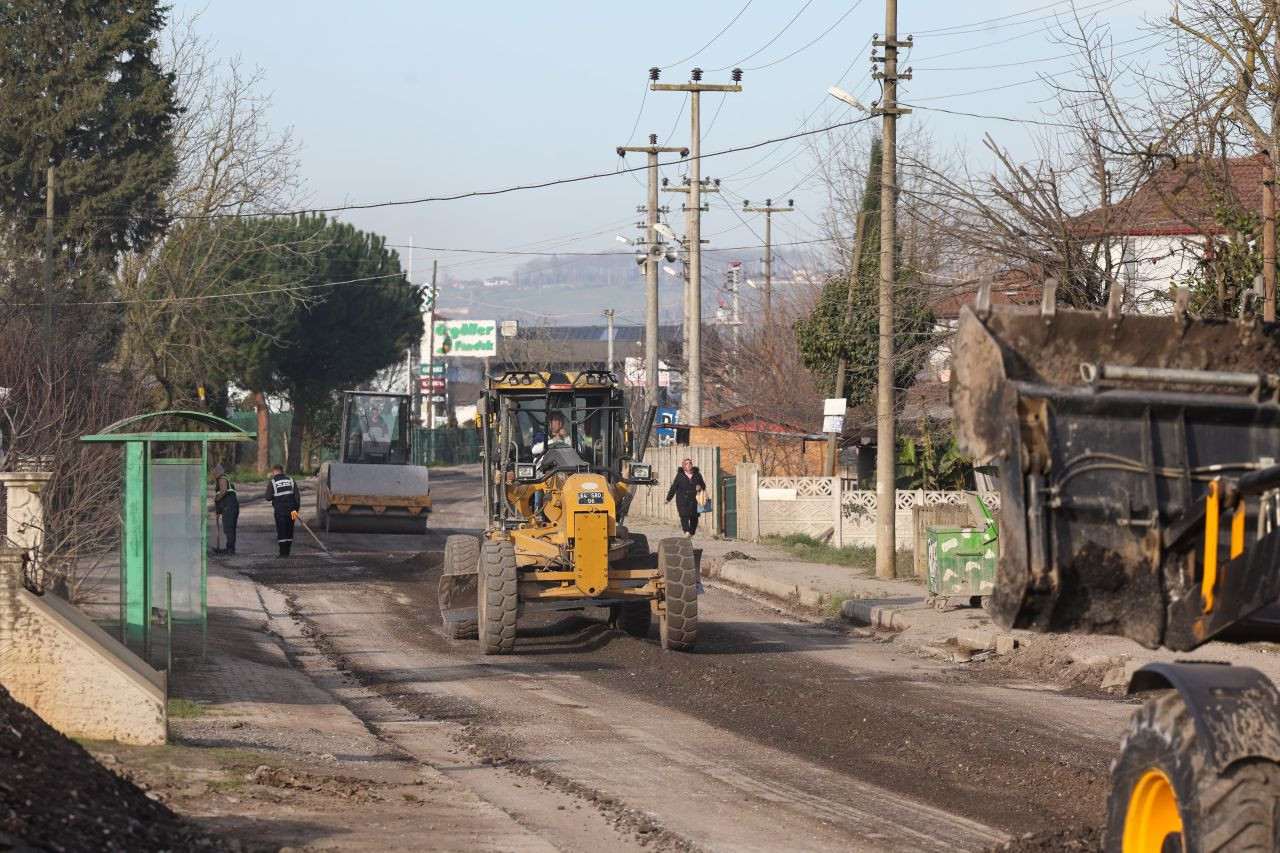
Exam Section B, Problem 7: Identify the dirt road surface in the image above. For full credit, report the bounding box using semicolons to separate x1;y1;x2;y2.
137;465;1135;851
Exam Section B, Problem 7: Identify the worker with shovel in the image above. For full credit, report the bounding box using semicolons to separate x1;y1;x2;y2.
211;464;239;555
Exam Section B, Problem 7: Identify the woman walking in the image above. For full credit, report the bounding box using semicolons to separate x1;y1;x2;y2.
665;457;707;537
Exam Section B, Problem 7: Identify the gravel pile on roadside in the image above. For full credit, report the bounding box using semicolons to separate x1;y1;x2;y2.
0;685;222;851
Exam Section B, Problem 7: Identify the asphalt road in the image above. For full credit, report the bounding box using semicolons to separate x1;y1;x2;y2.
237;465;1130;852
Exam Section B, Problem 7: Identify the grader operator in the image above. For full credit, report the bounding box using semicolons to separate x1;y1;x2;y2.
952;281;1280;851
437;369;699;654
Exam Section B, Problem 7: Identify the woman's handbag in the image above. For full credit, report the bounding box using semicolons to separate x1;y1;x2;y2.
696;490;713;514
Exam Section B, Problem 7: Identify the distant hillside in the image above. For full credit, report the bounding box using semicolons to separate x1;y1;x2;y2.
438;251;778;324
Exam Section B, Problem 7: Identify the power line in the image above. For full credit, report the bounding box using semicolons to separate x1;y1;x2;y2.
709;0;816;72
660;0;755;69
742;0;866;71
15;114;876;224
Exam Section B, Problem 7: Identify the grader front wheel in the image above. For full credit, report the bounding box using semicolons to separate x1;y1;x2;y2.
477;538;518;655
1105;691;1280;852
657;537;698;651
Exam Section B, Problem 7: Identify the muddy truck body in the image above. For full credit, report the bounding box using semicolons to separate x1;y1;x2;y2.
952;283;1280;851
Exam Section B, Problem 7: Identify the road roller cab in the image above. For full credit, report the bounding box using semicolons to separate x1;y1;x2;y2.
316;390;432;534
437;369;699;654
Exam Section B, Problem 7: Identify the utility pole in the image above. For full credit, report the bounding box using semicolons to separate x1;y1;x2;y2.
663;175;720;378
604;309;615;373
426;260;438;428
617;134;687;407
743;198;795;323
1264;152;1276;321
651;66;743;424
871;4;911;579
43;166;54;338
408;235;419;423
823;212;869;477
726;262;743;353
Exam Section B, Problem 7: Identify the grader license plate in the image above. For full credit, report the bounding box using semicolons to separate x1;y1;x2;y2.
581;491;604;505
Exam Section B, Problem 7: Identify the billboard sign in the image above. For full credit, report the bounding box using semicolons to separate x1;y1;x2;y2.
433;320;496;358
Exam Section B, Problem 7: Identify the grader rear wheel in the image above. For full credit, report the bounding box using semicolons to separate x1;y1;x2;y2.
477;538;518;655
1105;691;1280;852
616;603;652;638
440;535;480;640
657;537;697;652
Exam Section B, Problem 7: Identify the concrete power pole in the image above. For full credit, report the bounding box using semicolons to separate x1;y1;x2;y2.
651;67;742;424
743;199;795;323
871;3;911;579
604;309;615;373
426;260;439;428
617;134;688;406
663;175;720;409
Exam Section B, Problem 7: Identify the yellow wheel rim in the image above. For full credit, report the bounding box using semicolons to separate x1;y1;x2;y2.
1124;769;1184;853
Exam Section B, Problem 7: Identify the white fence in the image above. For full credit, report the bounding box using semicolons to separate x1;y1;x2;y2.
745;465;999;548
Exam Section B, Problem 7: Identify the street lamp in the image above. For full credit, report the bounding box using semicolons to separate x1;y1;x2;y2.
827;85;869;112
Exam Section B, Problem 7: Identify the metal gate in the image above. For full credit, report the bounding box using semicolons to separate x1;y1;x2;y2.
721;475;737;539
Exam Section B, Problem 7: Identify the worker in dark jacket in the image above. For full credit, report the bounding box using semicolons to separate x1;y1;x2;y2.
665;457;707;537
265;464;301;557
211;464;239;555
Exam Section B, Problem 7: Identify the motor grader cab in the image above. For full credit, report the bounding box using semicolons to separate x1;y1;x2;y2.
315;390;431;533
952;281;1280;851
437;369;698;655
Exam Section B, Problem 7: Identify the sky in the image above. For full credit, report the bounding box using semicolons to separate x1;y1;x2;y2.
168;0;1172;317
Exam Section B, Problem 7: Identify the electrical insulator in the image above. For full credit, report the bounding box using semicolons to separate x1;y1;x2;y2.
691;67;703;82
649;67;660;81
649;133;658;146
731;68;743;83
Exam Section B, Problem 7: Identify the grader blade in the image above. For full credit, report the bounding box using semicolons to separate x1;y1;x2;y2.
952;296;1280;649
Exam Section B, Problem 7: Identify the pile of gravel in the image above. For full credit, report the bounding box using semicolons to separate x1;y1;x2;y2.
0;685;221;851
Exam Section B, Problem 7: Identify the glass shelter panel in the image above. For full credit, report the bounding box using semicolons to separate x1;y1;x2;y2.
150;461;203;621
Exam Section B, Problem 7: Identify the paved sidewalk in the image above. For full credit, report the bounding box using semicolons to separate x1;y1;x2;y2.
624;517;1280;692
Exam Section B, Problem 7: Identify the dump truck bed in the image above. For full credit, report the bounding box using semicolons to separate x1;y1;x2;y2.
952;301;1280;650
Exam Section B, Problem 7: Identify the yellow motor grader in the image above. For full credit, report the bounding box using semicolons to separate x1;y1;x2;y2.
952;281;1280;852
437;369;698;654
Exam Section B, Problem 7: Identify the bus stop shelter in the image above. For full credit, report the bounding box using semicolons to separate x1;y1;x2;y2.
83;411;255;660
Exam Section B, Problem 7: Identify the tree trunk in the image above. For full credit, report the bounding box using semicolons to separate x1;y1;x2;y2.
286;404;307;474
254;390;270;475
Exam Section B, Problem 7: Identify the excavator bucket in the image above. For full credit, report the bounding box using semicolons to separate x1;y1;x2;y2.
952;289;1280;650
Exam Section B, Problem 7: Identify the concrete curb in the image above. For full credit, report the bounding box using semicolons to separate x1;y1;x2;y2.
840;599;908;631
715;563;825;607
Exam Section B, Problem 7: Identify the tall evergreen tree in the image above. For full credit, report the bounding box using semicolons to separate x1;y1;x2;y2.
208;215;424;471
793;137;935;406
0;0;178;305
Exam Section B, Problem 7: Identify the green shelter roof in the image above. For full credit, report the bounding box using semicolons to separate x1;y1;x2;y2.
83;410;255;443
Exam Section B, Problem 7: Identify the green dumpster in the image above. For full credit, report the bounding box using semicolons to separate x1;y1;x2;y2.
925;493;998;609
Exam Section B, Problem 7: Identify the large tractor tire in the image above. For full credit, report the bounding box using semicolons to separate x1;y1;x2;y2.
658;537;697;652
478;538;518;655
628;532;651;558
1105;691;1280;852
617;603;652;638
440;535;480;640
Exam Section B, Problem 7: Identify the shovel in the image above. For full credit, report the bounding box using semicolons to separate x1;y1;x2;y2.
292;512;333;557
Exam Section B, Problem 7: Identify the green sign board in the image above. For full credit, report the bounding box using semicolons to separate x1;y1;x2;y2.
433;320;496;358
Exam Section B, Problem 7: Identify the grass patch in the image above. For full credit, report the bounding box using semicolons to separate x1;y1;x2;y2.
166;698;206;719
208;778;248;792
763;533;917;579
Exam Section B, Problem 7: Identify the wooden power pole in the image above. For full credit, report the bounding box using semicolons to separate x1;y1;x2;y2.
651;66;742;424
617;134;688;407
743;198;795;323
871;2;911;579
